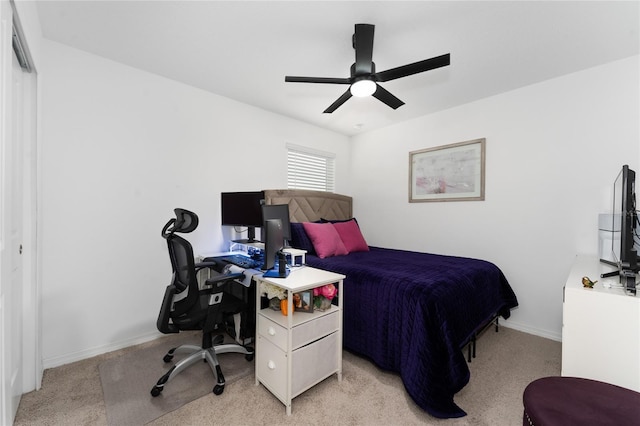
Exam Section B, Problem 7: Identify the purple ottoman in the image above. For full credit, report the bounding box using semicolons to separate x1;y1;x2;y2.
523;376;640;425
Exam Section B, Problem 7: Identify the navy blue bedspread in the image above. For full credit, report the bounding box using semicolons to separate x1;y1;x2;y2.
305;247;518;418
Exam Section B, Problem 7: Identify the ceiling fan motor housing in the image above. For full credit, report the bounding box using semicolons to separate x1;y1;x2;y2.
350;62;376;78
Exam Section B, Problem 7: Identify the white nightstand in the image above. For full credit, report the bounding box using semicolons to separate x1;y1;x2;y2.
254;266;345;415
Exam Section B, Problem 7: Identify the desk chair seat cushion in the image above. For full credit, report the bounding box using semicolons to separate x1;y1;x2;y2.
522;376;640;425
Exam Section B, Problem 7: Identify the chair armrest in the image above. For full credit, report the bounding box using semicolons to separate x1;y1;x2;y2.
204;272;245;289
194;261;220;272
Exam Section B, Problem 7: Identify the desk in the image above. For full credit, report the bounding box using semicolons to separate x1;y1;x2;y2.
254;266;345;415
198;248;308;344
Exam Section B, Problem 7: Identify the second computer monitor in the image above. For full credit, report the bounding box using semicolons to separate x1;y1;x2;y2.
261;204;291;245
262;218;284;271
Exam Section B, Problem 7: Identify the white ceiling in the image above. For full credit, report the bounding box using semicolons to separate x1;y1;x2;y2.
34;1;639;136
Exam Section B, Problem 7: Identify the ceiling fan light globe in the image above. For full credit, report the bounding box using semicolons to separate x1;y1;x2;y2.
350;79;376;97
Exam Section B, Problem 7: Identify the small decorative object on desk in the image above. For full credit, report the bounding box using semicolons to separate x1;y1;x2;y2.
582;276;597;288
313;283;338;311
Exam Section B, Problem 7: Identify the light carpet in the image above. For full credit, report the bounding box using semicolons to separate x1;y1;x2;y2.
15;327;562;425
98;331;254;425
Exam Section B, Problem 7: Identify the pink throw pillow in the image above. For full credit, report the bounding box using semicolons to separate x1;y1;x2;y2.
302;222;348;258
332;219;370;253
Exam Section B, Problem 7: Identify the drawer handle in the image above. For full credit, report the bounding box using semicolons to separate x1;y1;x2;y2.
267;360;276;370
268;326;276;336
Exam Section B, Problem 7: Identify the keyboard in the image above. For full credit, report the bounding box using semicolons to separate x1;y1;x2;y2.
218;254;261;269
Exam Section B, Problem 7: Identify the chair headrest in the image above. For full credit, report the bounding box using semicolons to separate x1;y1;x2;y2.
162;208;199;237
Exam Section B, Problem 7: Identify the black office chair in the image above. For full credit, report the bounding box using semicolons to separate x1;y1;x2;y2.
151;208;254;397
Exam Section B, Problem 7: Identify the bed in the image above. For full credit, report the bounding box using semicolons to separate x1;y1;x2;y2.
263;189;519;418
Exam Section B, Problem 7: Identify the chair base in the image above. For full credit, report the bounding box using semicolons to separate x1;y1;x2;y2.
151;339;254;397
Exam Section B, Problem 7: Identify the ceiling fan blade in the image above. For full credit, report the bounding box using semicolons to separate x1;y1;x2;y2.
285;76;351;84
323;89;352;113
375;53;450;82
353;24;375;75
372;84;404;109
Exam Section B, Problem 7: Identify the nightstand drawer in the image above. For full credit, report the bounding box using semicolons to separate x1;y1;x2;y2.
292;331;339;397
259;309;339;351
258;316;287;351
256;336;287;401
292;310;339;350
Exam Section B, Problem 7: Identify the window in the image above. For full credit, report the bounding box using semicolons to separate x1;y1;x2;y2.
287;144;335;192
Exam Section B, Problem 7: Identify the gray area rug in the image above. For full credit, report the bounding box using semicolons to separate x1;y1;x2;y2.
98;331;254;425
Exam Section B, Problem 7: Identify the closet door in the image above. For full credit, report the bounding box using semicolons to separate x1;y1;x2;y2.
0;2;37;423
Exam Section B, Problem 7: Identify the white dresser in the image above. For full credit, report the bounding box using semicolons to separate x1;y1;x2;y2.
254;266;346;414
562;255;640;391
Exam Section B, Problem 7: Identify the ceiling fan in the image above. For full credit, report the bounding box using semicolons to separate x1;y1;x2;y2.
285;23;450;114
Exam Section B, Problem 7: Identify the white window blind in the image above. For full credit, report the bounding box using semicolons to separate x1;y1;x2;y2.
287;145;335;192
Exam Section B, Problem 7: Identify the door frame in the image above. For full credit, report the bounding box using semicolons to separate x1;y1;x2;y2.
0;1;39;423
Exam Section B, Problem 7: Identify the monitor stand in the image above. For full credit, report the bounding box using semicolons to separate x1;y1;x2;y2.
600;259;638;295
232;226;257;244
599;258;619;278
622;270;637;295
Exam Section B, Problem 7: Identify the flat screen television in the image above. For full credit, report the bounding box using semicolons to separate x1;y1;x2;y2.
220;191;264;243
261;218;285;276
601;165;638;295
261;204;292;247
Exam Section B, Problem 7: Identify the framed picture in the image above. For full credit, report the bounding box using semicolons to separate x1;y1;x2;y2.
293;290;314;313
409;138;485;203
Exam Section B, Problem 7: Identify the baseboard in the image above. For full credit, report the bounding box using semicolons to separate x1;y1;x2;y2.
501;320;562;342
42;331;164;370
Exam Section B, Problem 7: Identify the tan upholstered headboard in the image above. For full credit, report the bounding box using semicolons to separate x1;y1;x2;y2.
263;189;352;223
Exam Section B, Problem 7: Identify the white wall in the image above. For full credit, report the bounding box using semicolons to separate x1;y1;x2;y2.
35;38;640;364
39;40;350;367
350;56;639;340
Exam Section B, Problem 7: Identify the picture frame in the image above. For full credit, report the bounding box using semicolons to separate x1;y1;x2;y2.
409;138;485;203
293;290;314;313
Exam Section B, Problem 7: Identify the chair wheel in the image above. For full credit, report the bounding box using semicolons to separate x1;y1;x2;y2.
213;384;224;395
150;386;163;397
245;353;254;362
163;354;173;363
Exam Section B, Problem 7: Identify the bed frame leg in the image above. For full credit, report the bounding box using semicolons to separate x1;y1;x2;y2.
472;335;476;358
467;315;500;363
467;334;477;362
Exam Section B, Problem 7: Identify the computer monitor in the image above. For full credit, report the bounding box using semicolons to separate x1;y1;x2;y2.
261;204;291;246
220;191;264;242
262;218;284;272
